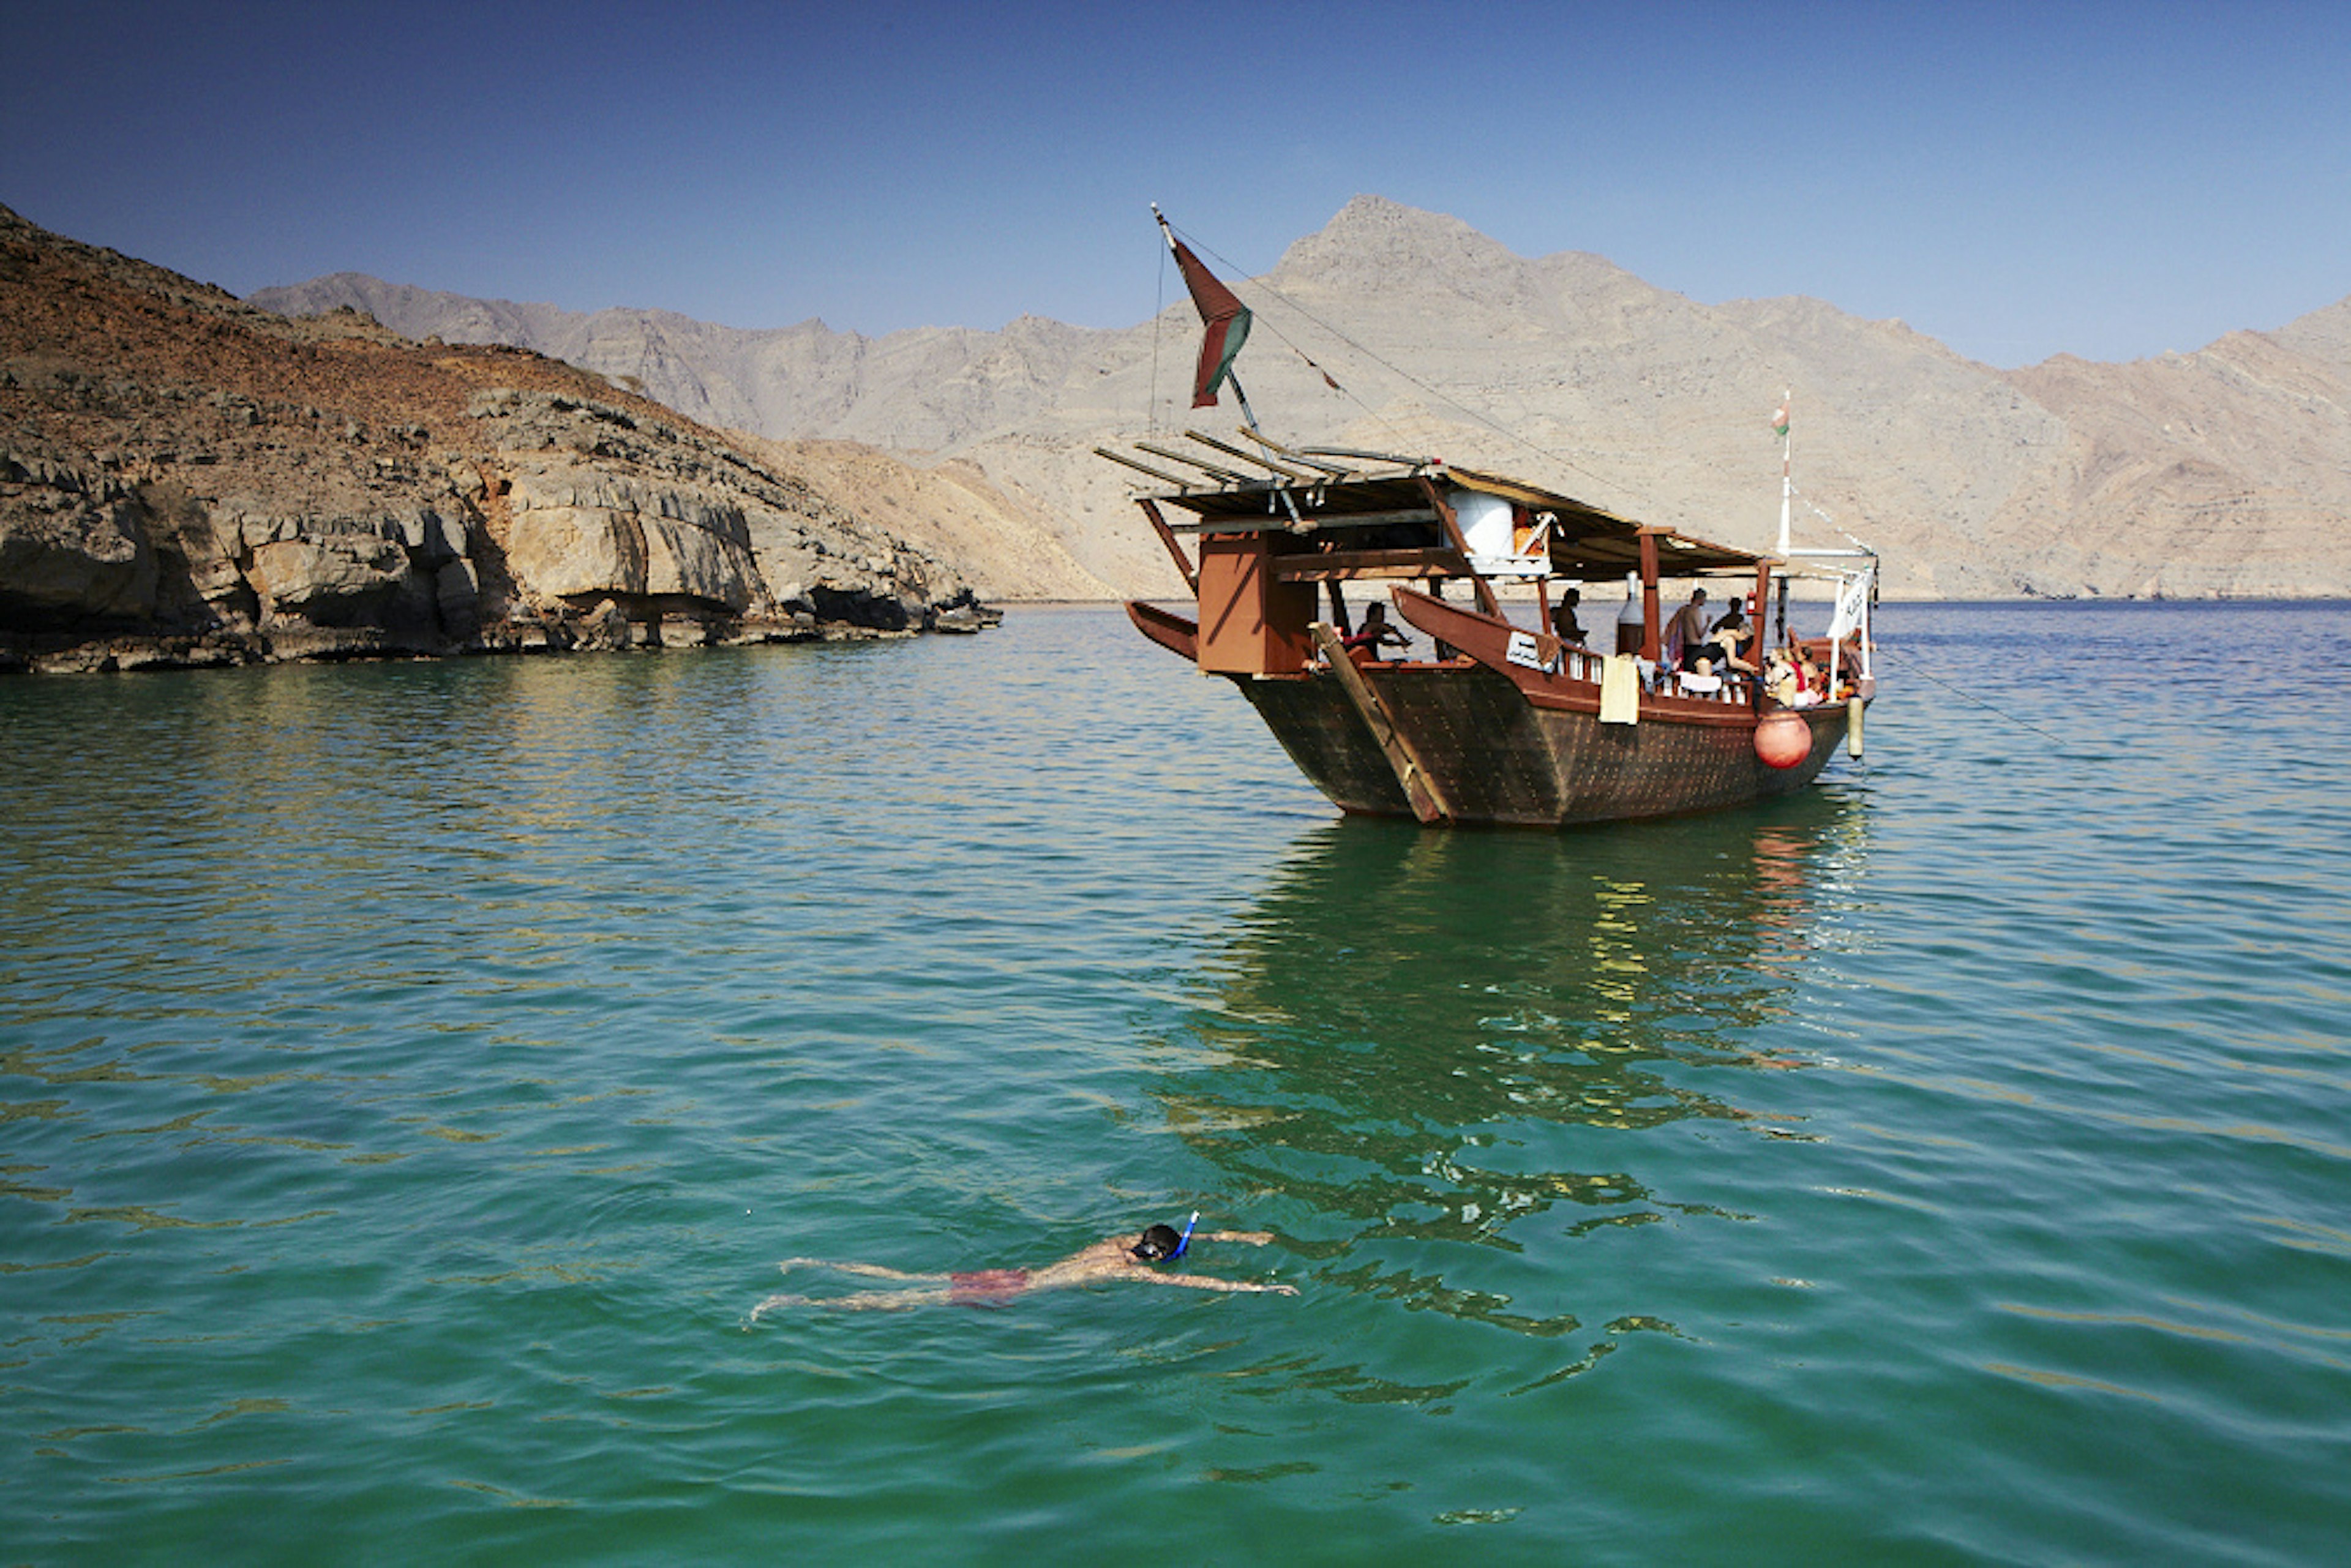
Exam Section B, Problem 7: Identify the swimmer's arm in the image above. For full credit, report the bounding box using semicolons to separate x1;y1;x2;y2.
1144;1273;1298;1297
1201;1231;1275;1245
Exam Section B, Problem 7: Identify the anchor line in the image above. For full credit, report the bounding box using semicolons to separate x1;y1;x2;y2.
1866;643;2071;748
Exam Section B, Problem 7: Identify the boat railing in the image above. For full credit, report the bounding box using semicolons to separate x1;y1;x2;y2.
1511;641;1751;705
1658;672;1753;706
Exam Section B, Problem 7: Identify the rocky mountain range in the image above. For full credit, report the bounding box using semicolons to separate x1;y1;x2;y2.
250;196;2351;602
0;203;999;673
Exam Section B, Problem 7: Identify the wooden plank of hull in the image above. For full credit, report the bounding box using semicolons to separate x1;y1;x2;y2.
1234;672;1417;817
1380;666;1850;825
1239;659;1851;828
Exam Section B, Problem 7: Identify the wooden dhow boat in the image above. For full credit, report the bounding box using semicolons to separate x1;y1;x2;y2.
1103;214;1879;830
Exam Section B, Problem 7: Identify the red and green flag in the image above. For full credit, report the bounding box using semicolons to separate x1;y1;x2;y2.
1171;236;1252;408
1772;399;1790;439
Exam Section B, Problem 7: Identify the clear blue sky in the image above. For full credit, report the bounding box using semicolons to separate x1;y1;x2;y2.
5;0;2346;367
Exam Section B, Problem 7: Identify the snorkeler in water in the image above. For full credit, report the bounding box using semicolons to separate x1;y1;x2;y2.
750;1214;1296;1318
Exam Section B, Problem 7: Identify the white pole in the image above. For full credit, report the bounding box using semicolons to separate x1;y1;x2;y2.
1775;388;1793;559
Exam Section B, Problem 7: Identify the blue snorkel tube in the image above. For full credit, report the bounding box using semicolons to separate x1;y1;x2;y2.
1171;1210;1198;1261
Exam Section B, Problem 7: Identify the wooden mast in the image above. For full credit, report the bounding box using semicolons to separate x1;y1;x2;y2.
1638;532;1662;661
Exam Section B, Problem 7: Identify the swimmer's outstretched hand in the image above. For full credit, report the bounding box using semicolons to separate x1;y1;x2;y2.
1204;1230;1276;1245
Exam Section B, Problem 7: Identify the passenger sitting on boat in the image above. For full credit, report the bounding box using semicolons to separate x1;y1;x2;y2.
1792;653;1829;706
1551;587;1586;645
1341;603;1411;661
1704;614;1757;673
1764;650;1811;707
749;1217;1296;1316
1676;654;1725;694
1666;588;1711;666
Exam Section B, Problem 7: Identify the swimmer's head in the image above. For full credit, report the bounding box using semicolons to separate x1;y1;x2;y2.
1131;1223;1184;1261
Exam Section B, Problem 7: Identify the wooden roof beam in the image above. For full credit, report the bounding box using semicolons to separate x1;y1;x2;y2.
1232;427;1357;478
1275;548;1471;581
1183;429;1319;482
1135;440;1253;484
1300;444;1434;468
1094;447;1191;487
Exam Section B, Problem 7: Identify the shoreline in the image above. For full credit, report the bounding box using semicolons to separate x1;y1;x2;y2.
0;602;999;677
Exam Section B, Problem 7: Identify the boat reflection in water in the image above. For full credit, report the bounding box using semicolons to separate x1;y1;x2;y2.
1153;792;1867;1360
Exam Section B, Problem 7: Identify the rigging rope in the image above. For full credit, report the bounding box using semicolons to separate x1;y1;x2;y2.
1148;220;1411;450
1164;220;1656;510
1787;483;1877;553
1147;237;1166;438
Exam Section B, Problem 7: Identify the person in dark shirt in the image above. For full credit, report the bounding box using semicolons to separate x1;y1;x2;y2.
1551;586;1585;645
1704;599;1755;671
1341;602;1411;659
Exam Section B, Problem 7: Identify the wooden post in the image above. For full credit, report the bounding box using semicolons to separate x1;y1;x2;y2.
1310;623;1452;824
1638;533;1662;662
1138;498;1198;596
1750;560;1774;711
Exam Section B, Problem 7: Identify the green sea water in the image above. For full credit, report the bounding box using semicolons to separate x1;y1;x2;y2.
3;602;2349;1565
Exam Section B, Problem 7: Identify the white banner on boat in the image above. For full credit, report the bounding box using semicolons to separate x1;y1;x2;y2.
1827;568;1875;642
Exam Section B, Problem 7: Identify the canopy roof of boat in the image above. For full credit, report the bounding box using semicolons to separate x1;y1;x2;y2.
1138;458;1774;580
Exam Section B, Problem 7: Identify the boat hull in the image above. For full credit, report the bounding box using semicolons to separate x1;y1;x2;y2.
1235;662;1851;827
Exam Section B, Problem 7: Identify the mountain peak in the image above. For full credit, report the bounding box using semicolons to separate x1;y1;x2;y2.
1270;195;1539;316
1278;195;1517;277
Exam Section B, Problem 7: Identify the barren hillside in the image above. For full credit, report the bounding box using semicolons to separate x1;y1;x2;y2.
252;197;2351;600
1;203;996;671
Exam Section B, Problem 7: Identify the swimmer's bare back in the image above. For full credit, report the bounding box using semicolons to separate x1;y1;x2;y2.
750;1229;1294;1319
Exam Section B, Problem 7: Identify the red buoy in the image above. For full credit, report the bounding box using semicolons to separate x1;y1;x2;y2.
1755;709;1810;770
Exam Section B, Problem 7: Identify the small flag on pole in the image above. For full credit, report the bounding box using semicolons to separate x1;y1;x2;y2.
1772;400;1790;440
1169;236;1252;409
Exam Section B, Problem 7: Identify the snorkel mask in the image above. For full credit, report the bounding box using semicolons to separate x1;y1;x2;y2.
1131;1211;1199;1262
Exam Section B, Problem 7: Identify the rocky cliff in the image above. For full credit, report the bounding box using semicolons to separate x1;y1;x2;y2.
0;204;996;674
254;197;2351;601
